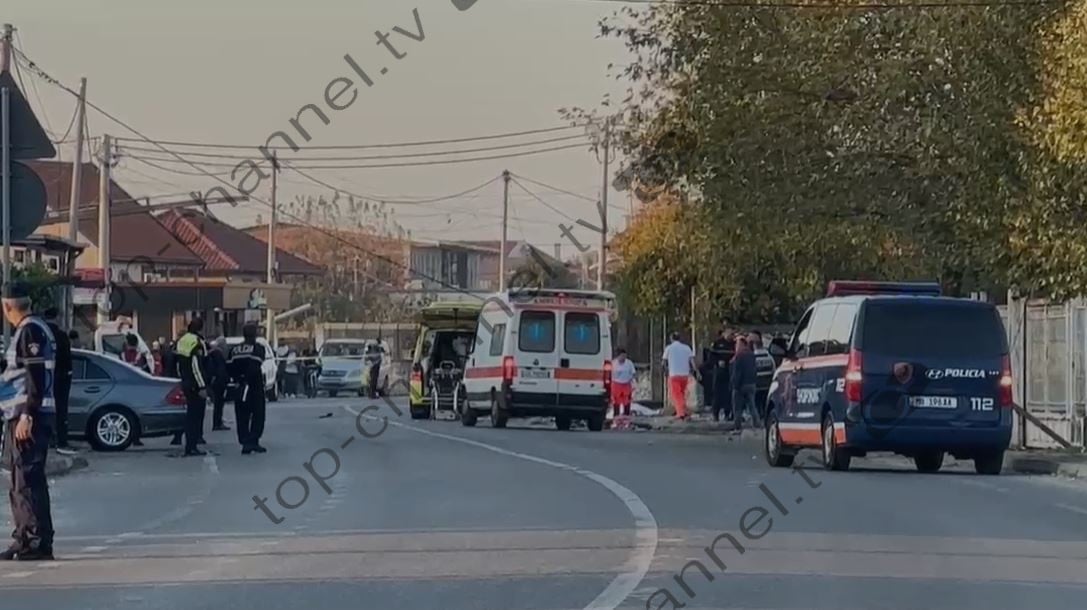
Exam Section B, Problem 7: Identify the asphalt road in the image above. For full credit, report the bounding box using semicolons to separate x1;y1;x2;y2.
2;396;1086;610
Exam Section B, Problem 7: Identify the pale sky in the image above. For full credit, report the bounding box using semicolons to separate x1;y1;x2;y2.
3;0;633;257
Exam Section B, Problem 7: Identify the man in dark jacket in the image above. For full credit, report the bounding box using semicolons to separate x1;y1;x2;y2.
731;334;760;430
175;319;209;456
709;328;736;422
228;324;267;454
42;309;72;452
208;337;231;431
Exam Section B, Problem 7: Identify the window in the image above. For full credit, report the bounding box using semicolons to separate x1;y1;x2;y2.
489;324;506;356
564;313;601;355
789;308;815;356
825;303;858;355
859;301;1006;358
74;358;110;381
804;305;837;357
518;311;556;353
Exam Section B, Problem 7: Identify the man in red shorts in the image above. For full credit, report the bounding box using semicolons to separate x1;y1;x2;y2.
611;348;636;417
662;332;698;419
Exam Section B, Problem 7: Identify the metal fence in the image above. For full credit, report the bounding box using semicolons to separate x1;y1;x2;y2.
1000;298;1087;448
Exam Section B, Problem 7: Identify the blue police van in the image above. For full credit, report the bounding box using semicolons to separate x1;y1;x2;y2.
764;281;1013;474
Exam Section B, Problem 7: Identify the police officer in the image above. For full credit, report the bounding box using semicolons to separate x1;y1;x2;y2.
228;323;267;455
1;283;56;561
43;308;72;452
176;318;209;457
709;328;736;422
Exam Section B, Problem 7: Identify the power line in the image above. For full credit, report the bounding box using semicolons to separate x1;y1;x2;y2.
512;172;598;202
11;46;492;298
284;164;501;205
117;133;587;162
510;178;579;222
112;124;585;151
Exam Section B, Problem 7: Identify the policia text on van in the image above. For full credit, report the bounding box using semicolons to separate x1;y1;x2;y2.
764;281;1013;475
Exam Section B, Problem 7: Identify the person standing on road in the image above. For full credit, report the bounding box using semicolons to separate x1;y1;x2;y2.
662;332;698;420
208;337;231;432
42;309;72;453
176;319;209;457
709;328;736;422
228;323;267;455
731;335;761;430
0;284;57;561
610;348;636;418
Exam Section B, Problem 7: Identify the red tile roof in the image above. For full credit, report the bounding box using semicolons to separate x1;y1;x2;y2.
25;160;204;266
158;209;323;276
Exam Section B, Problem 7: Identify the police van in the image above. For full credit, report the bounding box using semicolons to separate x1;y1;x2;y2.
764;281;1013;474
462;289;616;431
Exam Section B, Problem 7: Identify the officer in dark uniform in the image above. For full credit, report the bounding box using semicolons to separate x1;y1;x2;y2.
228;323;267;455
709;328;736;422
43;308;72;451
175;318;209;457
1;283;57;561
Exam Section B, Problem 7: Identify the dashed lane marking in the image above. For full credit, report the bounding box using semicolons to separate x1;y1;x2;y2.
345;405;659;610
1056;503;1087;516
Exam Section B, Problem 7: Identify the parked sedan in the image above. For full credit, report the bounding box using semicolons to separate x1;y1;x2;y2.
69;349;188;451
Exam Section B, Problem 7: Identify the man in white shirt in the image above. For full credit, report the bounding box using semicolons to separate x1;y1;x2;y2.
662;332;698;419
611;348;637;417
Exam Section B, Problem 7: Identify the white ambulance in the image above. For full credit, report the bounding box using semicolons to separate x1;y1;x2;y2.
462;289;616;431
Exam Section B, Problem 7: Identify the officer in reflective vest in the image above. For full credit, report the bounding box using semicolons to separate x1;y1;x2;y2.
228;323;268;455
1;283;56;561
175;318;209;457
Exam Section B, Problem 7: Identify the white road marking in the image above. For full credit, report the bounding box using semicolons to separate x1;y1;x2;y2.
79;545;108;553
346;406;659;610
2;571;35;578
1056;503;1087;516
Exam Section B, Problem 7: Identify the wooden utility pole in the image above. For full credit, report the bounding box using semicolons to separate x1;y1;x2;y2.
597;118;611;291
499;169;510;292
1;24;12;343
65;77;87;329
0;23;11;73
266;153;279;343
97;134;112;326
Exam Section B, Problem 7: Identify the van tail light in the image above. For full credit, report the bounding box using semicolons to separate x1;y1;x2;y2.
844;349;863;403
411;363;423;384
603;359;613;394
999;355;1014;408
502;356;516;384
166;385;187;407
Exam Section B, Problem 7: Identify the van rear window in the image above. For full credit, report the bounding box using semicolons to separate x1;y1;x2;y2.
564;313;601;355
519;311;556;353
859;301;1006;358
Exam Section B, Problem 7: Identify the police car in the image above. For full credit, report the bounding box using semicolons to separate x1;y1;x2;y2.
764;281;1013;474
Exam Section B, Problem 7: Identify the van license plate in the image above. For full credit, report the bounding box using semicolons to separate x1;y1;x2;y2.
521;369;550;379
909;396;958;409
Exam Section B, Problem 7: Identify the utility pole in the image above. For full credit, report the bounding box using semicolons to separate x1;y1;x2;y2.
499;169;510;292
97;134;112;326
266;153;278;344
66;77;87;330
2;24;12;343
598;118;611;291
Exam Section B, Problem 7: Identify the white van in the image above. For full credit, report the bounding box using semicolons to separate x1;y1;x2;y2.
462;289;616;431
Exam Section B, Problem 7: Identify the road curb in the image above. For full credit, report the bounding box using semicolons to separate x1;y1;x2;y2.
1009;455;1086;478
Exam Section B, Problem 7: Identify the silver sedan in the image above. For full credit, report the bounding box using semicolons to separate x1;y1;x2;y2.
68;349;189;451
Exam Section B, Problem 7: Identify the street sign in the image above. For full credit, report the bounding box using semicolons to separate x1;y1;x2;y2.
0;71;56;160
8;161;46;240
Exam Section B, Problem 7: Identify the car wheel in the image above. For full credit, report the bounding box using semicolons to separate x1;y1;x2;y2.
765;410;795;468
88;406;137;452
914;451;945;473
461;398;478;427
821;413;851;471
974;450;1004;475
410;402;429;420
555;415;572;431
357;386;366;398
490;395;508;429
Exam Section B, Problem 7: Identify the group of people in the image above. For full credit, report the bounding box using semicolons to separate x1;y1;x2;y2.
167;318;269;457
607;328;765;430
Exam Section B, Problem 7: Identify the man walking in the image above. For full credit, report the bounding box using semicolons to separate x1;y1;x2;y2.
228;324;267;454
42;308;73;453
662;332;698;420
176;319;209;457
731;334;761;431
1;284;56;561
208;337;231;431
